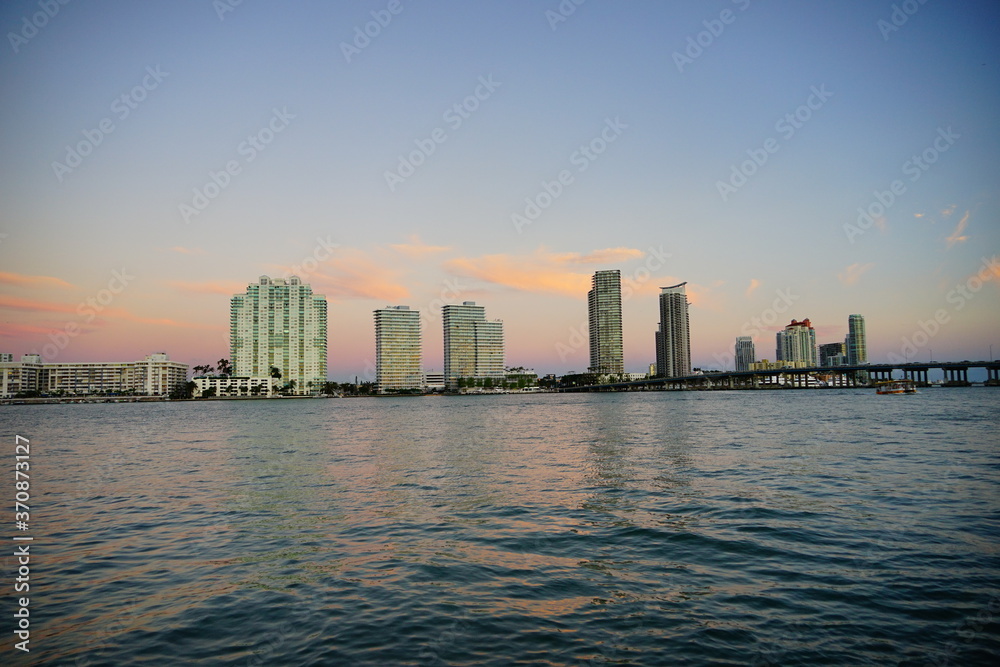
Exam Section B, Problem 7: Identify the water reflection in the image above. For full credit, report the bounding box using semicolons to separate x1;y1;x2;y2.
2;390;997;665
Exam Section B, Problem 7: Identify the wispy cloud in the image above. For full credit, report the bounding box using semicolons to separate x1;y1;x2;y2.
0;271;76;290
837;262;875;286
442;247;647;297
445;254;590;297
941;204;957;217
558;247;645;264
169;246;205;255
745;278;761;297
945;210;970;247
168;280;245;295
390;235;452;259
0;294;79;314
310;249;410;302
0;294;216;331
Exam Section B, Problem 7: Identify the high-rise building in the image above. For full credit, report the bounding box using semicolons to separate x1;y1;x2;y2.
846;314;867;365
655;283;691;378
230;275;327;395
443;302;504;389
776;319;817;366
819;342;846;367
374;306;422;393
588;270;624;375
734;336;755;372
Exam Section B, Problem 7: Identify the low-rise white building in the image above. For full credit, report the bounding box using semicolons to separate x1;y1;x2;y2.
193;376;276;397
0;352;188;398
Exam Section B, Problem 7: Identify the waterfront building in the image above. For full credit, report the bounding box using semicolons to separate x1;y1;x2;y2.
819;342;846;367
846;314;867;365
422;371;446;392
442;302;504;390
588;270;624;374
0;352;187;398
749;359;811;371
735;336;755;372
374;306;422;393
193;375;276;397
230;275;327;395
655;283;691;378
776;319;818;367
0;354;43;397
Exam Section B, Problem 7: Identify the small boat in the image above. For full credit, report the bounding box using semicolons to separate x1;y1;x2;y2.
875;379;917;395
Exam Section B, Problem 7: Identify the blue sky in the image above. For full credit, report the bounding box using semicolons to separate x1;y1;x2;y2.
1;0;998;379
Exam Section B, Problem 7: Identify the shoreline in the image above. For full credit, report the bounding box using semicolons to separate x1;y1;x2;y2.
2;383;997;406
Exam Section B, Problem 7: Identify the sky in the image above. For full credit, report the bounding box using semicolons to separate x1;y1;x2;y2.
1;0;998;381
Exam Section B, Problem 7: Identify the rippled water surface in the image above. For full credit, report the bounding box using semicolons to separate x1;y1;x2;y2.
2;389;999;665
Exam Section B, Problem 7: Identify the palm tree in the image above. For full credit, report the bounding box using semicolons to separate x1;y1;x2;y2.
269;366;282;379
217;359;233;376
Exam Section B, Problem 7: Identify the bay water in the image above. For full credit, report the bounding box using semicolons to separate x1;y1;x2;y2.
2;389;998;665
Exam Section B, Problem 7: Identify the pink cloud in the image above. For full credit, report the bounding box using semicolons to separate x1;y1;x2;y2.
442;247;649;297
945;210;970;247
168;280;246;295
390;235;452;259
837;262;875;286
0;271;76;290
310;250;411;301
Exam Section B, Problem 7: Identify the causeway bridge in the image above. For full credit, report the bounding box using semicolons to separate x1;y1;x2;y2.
563;361;1000;392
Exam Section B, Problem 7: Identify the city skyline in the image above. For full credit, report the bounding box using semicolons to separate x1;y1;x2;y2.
0;2;997;380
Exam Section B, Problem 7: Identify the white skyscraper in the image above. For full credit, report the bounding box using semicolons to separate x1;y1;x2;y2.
846;314;867;365
655;283;691;378
735;336;755;372
375;306;422;393
588;270;624;375
230;275;327;395
443;302;504;390
776;319;818;366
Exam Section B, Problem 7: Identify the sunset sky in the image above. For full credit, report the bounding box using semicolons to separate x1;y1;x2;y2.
1;0;998;380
